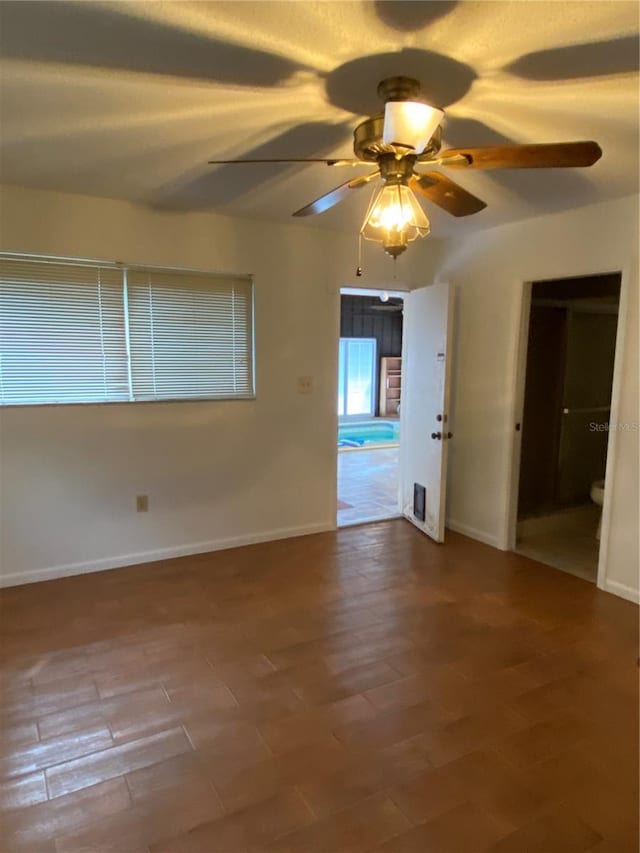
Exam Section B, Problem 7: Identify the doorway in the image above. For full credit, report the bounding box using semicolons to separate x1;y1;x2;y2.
338;337;377;417
337;289;404;527
514;272;622;582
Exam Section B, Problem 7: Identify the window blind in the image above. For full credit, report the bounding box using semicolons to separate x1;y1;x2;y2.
0;255;254;406
0;256;129;405
126;268;254;401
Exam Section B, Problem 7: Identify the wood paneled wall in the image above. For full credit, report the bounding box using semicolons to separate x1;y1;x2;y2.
340;295;403;416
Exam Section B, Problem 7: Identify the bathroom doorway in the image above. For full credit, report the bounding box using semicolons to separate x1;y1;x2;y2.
514;273;622;582
337;288;404;527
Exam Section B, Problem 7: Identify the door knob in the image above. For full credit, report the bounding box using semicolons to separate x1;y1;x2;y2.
431;431;442;440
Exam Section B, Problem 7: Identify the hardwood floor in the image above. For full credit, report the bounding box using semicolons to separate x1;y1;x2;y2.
0;520;637;852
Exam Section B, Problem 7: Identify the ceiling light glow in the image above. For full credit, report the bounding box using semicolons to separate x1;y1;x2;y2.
382;101;444;153
361;182;430;258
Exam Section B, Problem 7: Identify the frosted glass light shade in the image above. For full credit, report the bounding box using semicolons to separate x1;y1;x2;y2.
383;100;444;153
361;183;430;258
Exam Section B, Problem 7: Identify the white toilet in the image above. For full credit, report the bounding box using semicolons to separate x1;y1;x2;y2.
590;479;605;539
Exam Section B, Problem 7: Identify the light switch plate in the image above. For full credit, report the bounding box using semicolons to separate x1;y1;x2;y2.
297;376;313;394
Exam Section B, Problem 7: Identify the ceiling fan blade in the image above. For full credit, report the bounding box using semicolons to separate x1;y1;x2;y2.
438;141;602;170
208;158;362;166
410;172;486;217
293;171;379;217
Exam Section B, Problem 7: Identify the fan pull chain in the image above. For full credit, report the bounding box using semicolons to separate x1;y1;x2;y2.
356;232;363;277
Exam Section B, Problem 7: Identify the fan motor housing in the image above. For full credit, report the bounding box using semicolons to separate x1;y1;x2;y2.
353;116;442;162
378;153;416;183
377;76;422;103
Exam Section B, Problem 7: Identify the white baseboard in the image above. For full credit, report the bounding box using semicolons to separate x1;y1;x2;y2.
601;578;640;604
340;512;402;528
446;519;503;550
0;521;335;588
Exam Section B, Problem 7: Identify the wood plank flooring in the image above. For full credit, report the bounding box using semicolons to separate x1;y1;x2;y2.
0;520;637;852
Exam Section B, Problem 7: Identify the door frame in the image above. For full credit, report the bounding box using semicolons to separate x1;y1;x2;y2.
504;268;629;592
334;285;408;528
338;336;378;419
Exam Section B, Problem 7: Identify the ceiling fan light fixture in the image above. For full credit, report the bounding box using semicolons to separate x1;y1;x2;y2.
361;182;430;258
382;100;444;153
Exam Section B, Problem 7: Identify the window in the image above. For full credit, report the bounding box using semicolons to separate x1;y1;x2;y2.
338;337;377;417
0;254;254;405
126;268;253;401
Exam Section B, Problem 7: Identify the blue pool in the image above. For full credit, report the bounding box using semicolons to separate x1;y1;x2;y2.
338;419;400;448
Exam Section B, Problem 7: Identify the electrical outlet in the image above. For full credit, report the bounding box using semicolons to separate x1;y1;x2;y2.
297;376;313;394
136;494;149;513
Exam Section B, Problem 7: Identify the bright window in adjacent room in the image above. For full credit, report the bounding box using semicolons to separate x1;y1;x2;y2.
337;337;376;417
0;254;255;405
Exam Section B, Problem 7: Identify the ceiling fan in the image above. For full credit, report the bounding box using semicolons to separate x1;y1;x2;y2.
209;76;602;258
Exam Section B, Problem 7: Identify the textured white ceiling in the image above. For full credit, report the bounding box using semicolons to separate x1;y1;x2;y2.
0;0;638;237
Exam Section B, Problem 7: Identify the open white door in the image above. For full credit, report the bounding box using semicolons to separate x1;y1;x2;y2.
399;281;454;542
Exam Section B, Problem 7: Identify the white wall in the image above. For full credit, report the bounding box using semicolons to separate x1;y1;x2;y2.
439;194;639;603
0;184;444;586
1;184;637;604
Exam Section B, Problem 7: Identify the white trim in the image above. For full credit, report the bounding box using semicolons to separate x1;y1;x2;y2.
334;284;405;527
446;519;503;550
602;579;640;605
503;281;532;551
340;287;408;298
122;267;134;400
596;265;632;592
339;511;402;529
0;250;253;284
338;337;377;418
0;522;335;588
504;269;628;591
